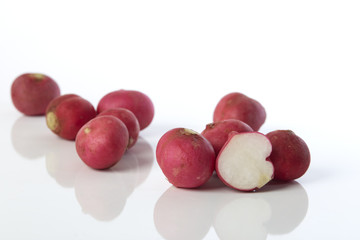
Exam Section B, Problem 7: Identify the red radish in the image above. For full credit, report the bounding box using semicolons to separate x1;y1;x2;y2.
201;119;253;156
216;132;274;191
97;89;154;130
266;130;310;181
213;92;266;131
75;116;129;170
11;73;60;116
156;128;216;188
46;94;96;140
98;108;140;149
46;94;78;111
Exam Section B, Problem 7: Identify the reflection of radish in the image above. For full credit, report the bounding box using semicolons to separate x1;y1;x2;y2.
216;132;274;191
264;181;309;234
11;116;52;160
213;181;309;239
45;139;83;188
98;108;140;149
46;94;96;140
156;128;215;188
127;137;154;187
201;119;253;156
214;197;271;240
266;130;310;181
153;177;309;239
11;73;60;116
97;89;154;130
74;166;132;221
154;187;214;240
213;92;266;131
75;116;129;170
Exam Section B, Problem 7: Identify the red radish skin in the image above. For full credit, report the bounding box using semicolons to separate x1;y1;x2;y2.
213;92;266;131
11;73;60;116
98;108;140;149
201;119;253;156
156;128;216;188
216;132;274;192
75;116;129;170
97;89;154;130
46;94;97;140
266;130;310;181
45;94;79;111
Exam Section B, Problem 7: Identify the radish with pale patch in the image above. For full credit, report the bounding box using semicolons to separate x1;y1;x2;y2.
45;94;96;140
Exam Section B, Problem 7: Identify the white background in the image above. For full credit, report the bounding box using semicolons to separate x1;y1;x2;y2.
1;0;359;239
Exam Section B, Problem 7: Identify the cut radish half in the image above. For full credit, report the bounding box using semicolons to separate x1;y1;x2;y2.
216;132;274;191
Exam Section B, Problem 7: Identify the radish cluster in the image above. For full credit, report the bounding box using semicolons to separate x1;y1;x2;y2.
156;92;310;191
10;73;310;190
10;73;154;170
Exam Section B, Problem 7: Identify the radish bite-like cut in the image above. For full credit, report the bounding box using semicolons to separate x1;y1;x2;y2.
216;132;274;191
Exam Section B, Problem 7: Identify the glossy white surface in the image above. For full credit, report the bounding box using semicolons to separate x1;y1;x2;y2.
1;1;360;239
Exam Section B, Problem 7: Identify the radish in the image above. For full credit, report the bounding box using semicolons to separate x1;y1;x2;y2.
98;108;140;149
201;119;253;156
156;128;216;188
45;94;96;140
266;130;310;181
11;73;60;116
75;115;129;170
216;132;274;191
213;92;266;131
97;89;154;130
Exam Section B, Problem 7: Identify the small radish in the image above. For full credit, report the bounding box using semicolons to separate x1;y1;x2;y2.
213;92;266;131
97;89;154;130
201;119;253;156
216;132;274;191
98;108;140;149
156;128;216;188
266;130;310;181
46;94;96;140
75;115;129;170
11;73;60;116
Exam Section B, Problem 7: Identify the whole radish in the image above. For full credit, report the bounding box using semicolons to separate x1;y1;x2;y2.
75;115;129;170
213;92;266;131
46;94;96;140
11;73;60;116
97;89;154;130
156;128;216;188
201;119;253;156
266;130;310;181
98;108;140;149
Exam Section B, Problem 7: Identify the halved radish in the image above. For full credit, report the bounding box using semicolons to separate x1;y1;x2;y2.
216;132;274;191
